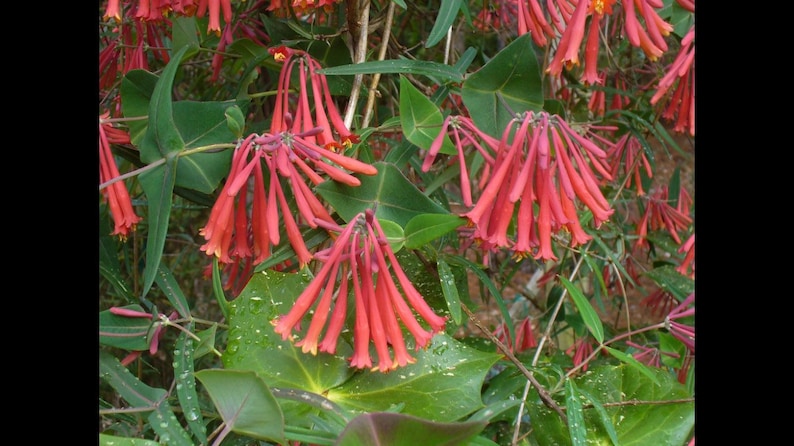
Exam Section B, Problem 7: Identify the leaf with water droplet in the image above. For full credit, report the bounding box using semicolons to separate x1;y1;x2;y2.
174;322;207;443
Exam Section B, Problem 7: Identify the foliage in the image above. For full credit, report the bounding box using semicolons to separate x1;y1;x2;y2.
99;0;695;445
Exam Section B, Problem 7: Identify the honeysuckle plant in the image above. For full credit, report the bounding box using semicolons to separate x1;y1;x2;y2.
99;1;695;445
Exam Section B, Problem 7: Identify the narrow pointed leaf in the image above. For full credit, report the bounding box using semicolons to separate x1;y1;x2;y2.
461;33;543;137
404;214;465;249
399;76;457;155
643;265;695;302
336;412;486;446
437;258;462;325
195;369;287;444
316;162;449;228
99;351;194;446
173;323;207;444
139;160;177;299
603;346;660;386
560;277;604;344
154;262;191;318
425;0;463;48
577;388;621;446
99;434;160;446
140;45;189;161
319;59;463;82
565;379;588;446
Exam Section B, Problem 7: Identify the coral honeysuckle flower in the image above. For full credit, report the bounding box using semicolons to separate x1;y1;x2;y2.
108;307;178;361
99;113;142;241
633;185;693;250
421;115;500;208
606;133;653;196
459;112;614;261
273;209;447;372
622;0;673;61
666;293;694;352
651;26;695;136
196;0;233;36
516;0;554;47
676;233;695;277
102;0;123;22
493;316;537;354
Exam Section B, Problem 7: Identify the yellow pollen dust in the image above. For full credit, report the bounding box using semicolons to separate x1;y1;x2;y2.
274;52;287;62
593;0;605;14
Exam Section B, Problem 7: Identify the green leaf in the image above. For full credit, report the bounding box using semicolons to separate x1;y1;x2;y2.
437;258;462;325
425;0;463;48
316;161;450;228
139;160;177;299
327;334;501;422
98;434;160;446
221;270;355;394
603;346;661;386
336;412;486;446
404;214;465;249
399;76;457;156
171;17;200;55
99;351;194;446
154;262;191;318
461;33;544;137
319;59;463;83
643;265;694;302
225;104;246;138
194;323;219;359
139;45;189;161
577;387;621;446
379;218;406;253
565;379;588;446
195;369;287;444
120;69;159;144
173;323;207;444
98;305;151;351
528;364;693;446
560;277;604;344
391;0;407;9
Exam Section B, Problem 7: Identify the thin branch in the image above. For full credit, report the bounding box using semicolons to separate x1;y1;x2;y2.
343;0;371;129
361;0;395;128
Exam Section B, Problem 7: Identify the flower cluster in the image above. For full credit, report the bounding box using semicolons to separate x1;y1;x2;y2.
633;184;693;250
651;26;695;136
99;112;142;241
199;47;375;289
273;210;447;372
431;111;615;261
606;133;654;196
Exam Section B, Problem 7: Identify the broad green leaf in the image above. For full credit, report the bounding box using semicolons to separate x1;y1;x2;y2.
316;161;450;228
173;323;207;444
399;76;457;156
527;364;693;446
327;334;501;422
221;270;355;394
336;412;486;446
461;33;544;138
98;305;151;351
139;45;189;161
565;379;587;446
154;262;191;318
603;346;661;386
225;104;246;138
195;369;287;445
139;160;177;299
172;16;200;55
379;218;406;253
98;434;160;446
425;0;463;48
120;72;241;194
99;351;194;446
319;59;463;83
437;258;462;325
404;213;465;249
643;265;694;302
560;277;604;344
194;323;219;359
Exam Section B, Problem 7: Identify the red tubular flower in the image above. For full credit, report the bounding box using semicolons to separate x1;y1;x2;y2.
273;210;446;372
651;26;695;136
622;0;671;61
459;112;614;261
606;133;653;196
494;316;537;354
196;0;233;36
99;113;142;241
676;233;695;277
633;185;692;250
666;293;694;352
103;0;123;22
545;0;590;76
566;336;594;372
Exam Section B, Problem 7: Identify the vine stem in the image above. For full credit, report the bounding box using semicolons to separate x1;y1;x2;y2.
361;0;395;128
343;0;371;129
99;142;235;190
510;252;587;444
